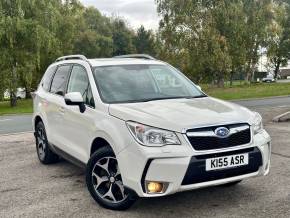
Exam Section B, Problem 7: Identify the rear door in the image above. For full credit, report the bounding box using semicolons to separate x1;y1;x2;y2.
46;64;72;149
34;65;57;138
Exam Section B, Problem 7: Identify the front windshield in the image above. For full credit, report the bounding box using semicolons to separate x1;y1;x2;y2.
93;64;206;104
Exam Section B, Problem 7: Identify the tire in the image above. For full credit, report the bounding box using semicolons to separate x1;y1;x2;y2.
35;121;59;164
86;146;137;210
220;180;242;187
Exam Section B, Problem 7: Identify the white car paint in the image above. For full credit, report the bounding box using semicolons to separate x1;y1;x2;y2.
33;57;271;198
109;97;256;132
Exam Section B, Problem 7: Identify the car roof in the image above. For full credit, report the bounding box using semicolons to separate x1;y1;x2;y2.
51;55;167;68
88;58;166;67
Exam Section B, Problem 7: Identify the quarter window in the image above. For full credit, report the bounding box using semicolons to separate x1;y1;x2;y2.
50;65;71;96
67;65;95;108
42;65;57;91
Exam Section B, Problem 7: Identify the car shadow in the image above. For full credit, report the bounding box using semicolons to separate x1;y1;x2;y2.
131;184;258;213
53;159;263;217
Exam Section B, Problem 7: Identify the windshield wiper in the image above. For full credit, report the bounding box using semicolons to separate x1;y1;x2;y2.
116;95;208;104
185;94;208;99
128;97;182;103
133;95;207;103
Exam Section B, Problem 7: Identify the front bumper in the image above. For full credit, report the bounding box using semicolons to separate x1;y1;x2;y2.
117;129;271;197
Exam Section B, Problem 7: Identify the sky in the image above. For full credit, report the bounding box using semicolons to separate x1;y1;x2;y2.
80;0;160;30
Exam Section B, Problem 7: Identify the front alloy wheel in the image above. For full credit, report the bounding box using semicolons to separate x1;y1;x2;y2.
92;157;126;203
86;146;137;210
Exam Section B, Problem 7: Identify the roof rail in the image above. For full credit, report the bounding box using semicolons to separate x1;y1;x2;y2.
55;55;88;62
114;54;156;60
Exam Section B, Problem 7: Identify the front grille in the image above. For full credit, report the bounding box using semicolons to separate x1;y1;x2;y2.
181;147;262;185
186;123;251;150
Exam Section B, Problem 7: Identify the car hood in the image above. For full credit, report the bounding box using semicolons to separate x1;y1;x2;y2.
109;97;255;133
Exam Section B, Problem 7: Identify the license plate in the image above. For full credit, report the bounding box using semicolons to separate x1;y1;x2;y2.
205;153;249;171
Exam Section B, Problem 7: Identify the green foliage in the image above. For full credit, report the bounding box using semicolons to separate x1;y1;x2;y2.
134;26;157;56
204;82;290;100
267;0;290;78
111;19;135;56
0;0;138;105
0;99;33;115
156;0;277;86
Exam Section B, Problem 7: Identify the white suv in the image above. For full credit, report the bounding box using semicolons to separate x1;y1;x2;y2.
33;54;271;210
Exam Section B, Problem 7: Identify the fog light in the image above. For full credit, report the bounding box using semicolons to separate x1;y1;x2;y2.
147;181;164;193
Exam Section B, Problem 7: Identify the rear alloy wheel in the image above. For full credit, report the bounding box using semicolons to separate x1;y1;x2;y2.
35;121;59;164
86;146;137;210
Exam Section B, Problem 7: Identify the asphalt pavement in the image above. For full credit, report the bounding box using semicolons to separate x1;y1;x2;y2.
0;114;32;135
0;96;290;135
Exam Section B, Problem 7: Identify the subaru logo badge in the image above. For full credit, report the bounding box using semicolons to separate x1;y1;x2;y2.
215;127;230;138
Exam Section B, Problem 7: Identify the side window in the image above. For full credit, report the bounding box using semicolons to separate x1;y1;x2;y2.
67;65;95;108
50;65;71;96
42;65;57;91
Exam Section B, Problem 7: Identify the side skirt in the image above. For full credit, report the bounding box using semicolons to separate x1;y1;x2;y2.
49;143;87;169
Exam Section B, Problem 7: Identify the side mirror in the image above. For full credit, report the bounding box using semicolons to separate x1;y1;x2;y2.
64;92;86;113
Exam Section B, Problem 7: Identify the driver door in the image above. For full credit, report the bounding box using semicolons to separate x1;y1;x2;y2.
61;64;96;162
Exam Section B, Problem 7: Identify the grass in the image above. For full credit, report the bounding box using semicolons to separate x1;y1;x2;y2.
0;99;33;115
0;82;289;115
203;82;290;100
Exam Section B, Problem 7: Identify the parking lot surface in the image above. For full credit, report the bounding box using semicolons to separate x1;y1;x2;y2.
0;107;290;218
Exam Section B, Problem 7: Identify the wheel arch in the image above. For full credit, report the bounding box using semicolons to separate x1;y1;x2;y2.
88;127;126;159
34;115;43;129
90;137;112;157
33;113;51;140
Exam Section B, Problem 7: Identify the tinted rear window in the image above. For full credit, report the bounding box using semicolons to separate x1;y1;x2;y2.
50;65;71;96
42;65;57;91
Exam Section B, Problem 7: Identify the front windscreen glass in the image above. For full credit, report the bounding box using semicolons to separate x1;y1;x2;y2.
93;64;205;103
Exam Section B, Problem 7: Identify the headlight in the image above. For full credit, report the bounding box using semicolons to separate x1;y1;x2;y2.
252;112;263;134
126;121;181;147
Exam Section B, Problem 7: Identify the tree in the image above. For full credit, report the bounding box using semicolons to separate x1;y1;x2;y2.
134;25;157;56
0;0;147;107
156;0;276;85
242;0;274;82
156;0;233;86
267;1;290;79
0;0;66;104
74;7;113;58
0;0;35;106
111;18;135;56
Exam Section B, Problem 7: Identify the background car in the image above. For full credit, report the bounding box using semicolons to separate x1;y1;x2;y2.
3;88;26;100
262;75;276;83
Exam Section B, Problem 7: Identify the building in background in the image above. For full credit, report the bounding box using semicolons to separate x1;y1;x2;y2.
256;50;272;81
279;60;290;79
